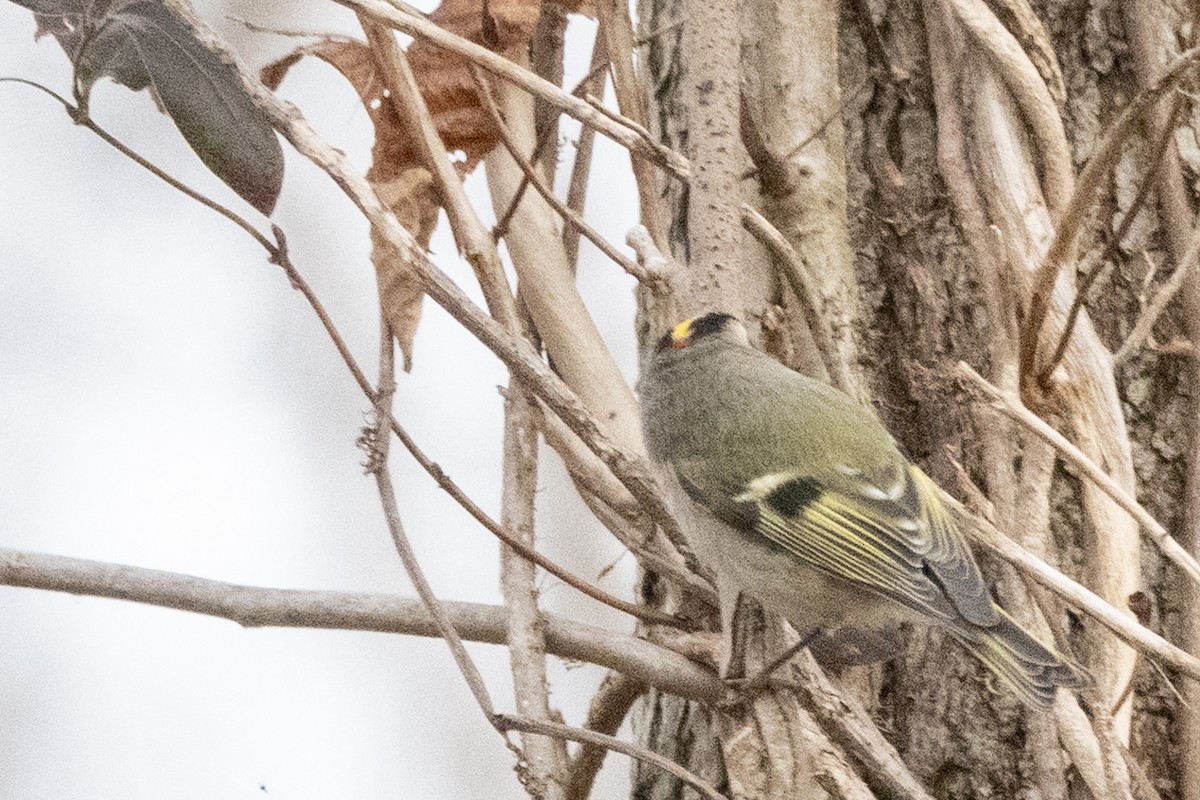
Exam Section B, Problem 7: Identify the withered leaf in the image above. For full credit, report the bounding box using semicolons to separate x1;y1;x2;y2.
372;168;441;371
259;0;553;367
15;0;284;214
262;36;496;183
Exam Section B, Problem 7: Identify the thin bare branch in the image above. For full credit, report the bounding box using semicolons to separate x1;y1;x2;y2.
493;714;728;800
497;49;612;247
470;66;663;289
563;26;610;270
1042;97;1183;379
343;0;690;178
365;325;497;717
1019;47;1200;393
565;672;646;800
959;361;1200;585
740;205;853;395
393;414;687;626
500;381;566;797
0;79;276;252
0;547;724;701
598;0;670;248
1114;223;1200;365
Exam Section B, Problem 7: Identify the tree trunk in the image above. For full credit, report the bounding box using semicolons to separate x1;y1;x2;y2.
633;0;1197;796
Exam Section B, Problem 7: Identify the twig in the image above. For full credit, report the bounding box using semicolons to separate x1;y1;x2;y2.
499;379;565;795
5;73;676;630
0;79;274;250
731;633;814;698
565;672;646;800
493;714;728;800
392;416;687;626
1019;47;1200;393
491;124;556;242
786;650;936;800
342;0;690;178
0;547;725;701
583;93;664;154
944;492;1200;681
598;0;670;248
365;324;497;717
359;17;519;330
1114;222;1200;365
496;49;612;246
959;361;1200;585
1041;97;1183;381
225;16;356;38
740;205;853;395
562;26;609;270
471;66;662;289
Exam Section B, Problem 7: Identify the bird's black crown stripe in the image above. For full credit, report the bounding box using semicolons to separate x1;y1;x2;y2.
654;312;737;351
764;477;822;517
689;312;736;340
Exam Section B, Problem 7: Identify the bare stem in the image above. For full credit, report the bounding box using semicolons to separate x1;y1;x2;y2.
493;714;728;800
342;0;690;178
500;379;567;796
1114;222;1200;365
471;66;661;289
564;672;646;800
0;546;724;701
740;205;853;395
1019;47;1200;395
1040;97;1183;381
959;361;1200;585
366;323;497;718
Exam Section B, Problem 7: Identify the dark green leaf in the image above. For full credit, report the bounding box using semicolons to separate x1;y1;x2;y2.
76;1;283;214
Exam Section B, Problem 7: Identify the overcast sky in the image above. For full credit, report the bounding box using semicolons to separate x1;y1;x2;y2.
0;1;644;796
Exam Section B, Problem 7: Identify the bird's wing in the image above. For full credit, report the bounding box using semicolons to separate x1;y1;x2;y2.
674;459;999;630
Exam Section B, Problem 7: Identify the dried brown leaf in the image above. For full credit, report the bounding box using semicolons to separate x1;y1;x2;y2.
371;168;440;370
428;0;541;47
261;32;503;183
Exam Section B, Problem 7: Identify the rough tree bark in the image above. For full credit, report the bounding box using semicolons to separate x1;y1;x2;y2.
632;0;1200;797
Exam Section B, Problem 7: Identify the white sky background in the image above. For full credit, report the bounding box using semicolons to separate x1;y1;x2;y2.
0;1;644;797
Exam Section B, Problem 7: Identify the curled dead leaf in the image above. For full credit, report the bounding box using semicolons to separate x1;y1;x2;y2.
429;0;541;48
259;0;559;363
372;168;441;371
262;35;500;183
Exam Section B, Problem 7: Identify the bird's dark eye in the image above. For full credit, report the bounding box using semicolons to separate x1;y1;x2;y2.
655;331;675;351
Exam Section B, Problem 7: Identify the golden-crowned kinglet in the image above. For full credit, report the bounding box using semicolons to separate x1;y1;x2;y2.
639;312;1085;708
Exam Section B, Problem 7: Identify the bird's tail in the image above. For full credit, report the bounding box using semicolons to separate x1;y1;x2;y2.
955;607;1088;710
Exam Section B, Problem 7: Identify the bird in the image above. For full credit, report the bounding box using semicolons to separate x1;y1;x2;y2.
638;311;1086;708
